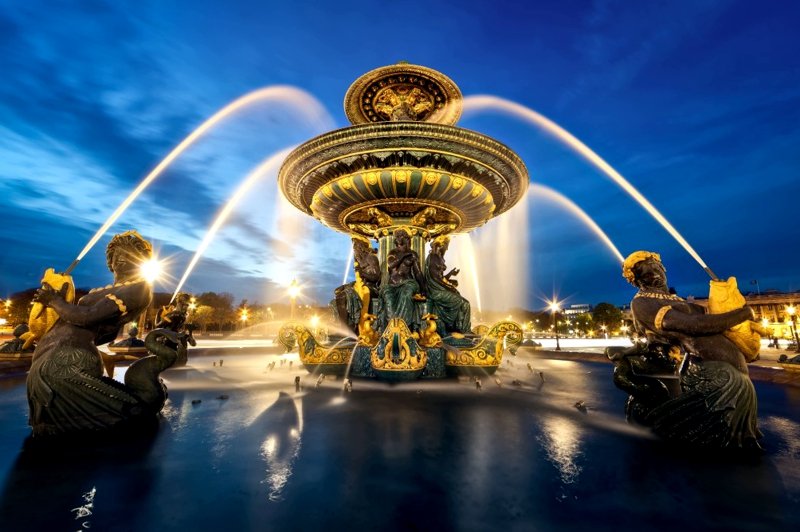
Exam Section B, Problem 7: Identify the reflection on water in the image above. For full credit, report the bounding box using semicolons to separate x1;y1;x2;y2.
71;486;96;529
257;393;303;501
538;417;583;484
763;415;800;500
1;353;799;530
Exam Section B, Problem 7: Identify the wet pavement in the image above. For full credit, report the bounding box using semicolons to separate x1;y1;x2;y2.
0;350;798;531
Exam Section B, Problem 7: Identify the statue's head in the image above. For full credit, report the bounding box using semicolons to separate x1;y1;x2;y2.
351;234;373;253
106;230;153;275
393;228;410;248
173;292;191;309
623;251;667;290
432;235;450;252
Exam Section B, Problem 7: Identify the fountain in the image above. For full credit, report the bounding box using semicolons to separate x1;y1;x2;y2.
276;63;525;380
2;62;799;531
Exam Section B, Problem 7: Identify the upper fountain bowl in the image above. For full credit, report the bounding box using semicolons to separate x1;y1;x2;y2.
278;63;528;239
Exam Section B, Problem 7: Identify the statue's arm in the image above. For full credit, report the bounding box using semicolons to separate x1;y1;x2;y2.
633;298;753;336
661;305;753;335
38;288;122;327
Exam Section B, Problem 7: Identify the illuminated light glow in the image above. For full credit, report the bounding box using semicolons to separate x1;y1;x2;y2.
73;86;333;268
139;257;164;284
288;279;301;300
171;148;294;301
464;95;712;275
529;185;624;264
310;315;320;328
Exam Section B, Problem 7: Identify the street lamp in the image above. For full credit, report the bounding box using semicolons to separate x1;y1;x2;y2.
548;300;561;351
288;279;300;319
600;324;608;339
760;318;772;347
786;305;800;353
240;308;249;330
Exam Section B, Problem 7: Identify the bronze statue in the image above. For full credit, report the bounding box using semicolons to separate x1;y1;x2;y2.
155;292;196;366
0;324;33;354
26;231;181;436
332;237;381;334
424;236;471;335
379;228;425;331
609;251;762;450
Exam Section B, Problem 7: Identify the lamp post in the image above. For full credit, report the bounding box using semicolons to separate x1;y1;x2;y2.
240;307;249;330
288;279;300;320
786;305;800;353
760;318;772;347
548;300;561;351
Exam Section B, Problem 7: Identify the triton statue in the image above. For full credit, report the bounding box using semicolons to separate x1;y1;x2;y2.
608;251;763;450
26;231;182;436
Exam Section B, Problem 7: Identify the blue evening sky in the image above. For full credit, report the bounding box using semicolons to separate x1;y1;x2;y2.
1;0;798;311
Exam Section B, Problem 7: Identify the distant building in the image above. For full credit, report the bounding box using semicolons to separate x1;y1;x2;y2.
563;304;591;316
688;291;800;339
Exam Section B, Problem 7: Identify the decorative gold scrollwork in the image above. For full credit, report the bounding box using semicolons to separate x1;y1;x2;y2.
370;318;427;370
447;321;523;367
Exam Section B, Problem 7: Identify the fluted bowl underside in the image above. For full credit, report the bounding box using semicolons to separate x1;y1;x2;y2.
278;122;529;236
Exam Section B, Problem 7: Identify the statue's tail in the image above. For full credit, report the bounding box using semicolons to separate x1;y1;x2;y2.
124;329;182;412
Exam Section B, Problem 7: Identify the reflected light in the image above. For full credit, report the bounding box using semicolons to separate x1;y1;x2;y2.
540;417;583;484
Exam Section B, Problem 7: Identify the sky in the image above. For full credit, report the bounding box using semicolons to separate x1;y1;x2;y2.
1;0;799;312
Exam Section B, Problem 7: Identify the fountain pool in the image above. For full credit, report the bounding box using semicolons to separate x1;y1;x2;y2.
1;349;798;530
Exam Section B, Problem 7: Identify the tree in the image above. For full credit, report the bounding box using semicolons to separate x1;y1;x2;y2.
592;302;623;333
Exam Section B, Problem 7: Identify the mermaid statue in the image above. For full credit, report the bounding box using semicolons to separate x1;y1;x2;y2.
424;236;471;335
608;251;762;450
26;230;183;437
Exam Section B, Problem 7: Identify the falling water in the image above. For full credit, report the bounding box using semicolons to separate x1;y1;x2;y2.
171;148;294;301
342;248;353;285
449;234;483;315
67;86;332;273
461;194;530;312
529;184;624;264
463;95;717;279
